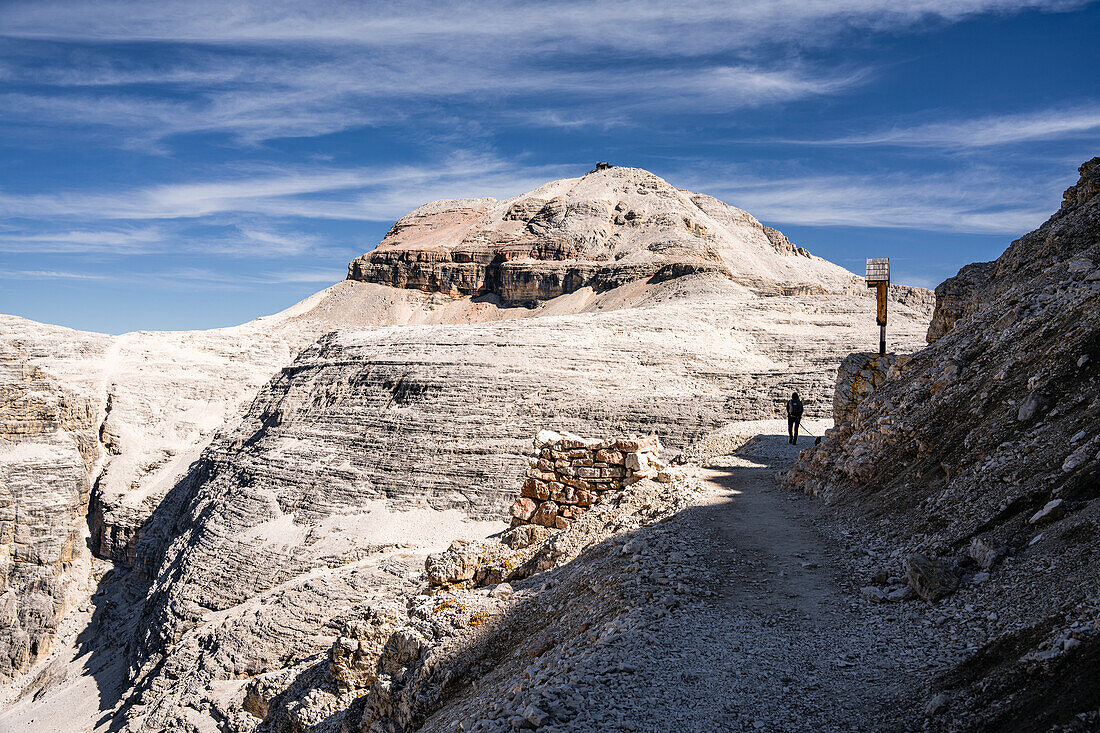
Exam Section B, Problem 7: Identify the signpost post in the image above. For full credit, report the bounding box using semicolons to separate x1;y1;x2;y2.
865;258;890;355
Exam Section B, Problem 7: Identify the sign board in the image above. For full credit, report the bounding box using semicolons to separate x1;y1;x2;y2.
865;258;890;354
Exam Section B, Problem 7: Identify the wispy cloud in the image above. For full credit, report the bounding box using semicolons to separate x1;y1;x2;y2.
0;226;166;253
0;1;1084;147
680;163;1064;234
0;65;863;149
0;265;345;289
0;155;572;224
784;105;1100;148
0;268;109;280
0;1;1085;48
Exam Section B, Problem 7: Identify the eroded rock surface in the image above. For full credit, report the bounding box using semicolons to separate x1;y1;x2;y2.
0;280;557;686
0;343;103;682
832;352;909;425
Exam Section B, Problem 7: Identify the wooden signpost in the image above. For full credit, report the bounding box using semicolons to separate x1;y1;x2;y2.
865;258;890;355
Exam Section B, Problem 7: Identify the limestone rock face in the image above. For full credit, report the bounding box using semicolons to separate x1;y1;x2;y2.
0;343;104;682
784;157;1100;728
927;157;1100;344
348;166;865;303
926;261;995;343
0;279;565;685
100;274;932;731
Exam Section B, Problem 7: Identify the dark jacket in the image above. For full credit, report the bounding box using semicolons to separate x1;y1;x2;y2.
786;398;803;418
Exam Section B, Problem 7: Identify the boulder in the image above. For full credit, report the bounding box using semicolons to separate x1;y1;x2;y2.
531;501;560;528
624;452;650;472
1028;499;1065;525
425;540;492;585
1017;391;1045;422
833;352;901;426
904;553;959;602
967;537;1004;570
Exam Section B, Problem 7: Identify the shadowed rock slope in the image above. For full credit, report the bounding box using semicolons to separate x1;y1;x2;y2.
785;157;1100;731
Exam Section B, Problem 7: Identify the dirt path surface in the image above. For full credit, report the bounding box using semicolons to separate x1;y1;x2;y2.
543;432;943;732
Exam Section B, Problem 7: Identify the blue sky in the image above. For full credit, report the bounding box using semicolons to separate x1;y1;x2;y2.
0;0;1097;333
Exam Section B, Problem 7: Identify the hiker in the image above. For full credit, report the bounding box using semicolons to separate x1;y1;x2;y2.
786;391;804;445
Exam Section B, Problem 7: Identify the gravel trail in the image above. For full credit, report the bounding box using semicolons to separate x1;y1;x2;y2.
550;433;940;732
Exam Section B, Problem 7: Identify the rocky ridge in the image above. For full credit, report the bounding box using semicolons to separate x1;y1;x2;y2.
784;157;1100;730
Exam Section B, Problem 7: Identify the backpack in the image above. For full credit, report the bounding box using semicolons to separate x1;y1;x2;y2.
789;398;803;417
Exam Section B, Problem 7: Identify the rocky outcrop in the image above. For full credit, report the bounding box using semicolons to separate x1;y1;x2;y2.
348;167;867;303
927;157;1100;344
784;157;1100;729
832;352;909;425
0;347;101;682
926;261;996;343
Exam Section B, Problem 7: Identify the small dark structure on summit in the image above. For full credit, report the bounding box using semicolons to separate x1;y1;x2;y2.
591;162;613;172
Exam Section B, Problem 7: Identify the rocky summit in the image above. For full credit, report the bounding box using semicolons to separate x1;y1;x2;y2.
348;166;884;302
0;165;961;732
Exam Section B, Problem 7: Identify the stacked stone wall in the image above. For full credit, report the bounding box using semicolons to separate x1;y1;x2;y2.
510;430;664;529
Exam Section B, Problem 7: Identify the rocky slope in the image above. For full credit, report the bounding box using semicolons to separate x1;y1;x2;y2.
0;166;934;730
784;157;1100;730
1;280;575;686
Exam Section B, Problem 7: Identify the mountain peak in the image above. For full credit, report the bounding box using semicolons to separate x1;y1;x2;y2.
348;167;855;303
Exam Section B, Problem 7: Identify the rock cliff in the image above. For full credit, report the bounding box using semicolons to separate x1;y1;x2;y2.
0;280;569;685
784;157;1100;730
0;342;104;681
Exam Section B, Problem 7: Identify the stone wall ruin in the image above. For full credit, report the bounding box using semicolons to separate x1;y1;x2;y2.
510;430;665;529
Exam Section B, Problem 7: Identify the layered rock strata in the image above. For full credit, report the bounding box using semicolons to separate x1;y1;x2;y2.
512;431;664;529
0;279;569;685
783;157;1100;729
0;347;102;681
96;275;933;731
